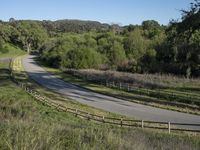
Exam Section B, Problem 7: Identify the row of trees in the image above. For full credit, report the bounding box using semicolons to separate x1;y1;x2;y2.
40;25;165;73
0;0;199;77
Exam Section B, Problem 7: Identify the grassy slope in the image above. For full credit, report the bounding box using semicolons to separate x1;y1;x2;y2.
0;43;26;58
0;59;200;149
41;65;200;115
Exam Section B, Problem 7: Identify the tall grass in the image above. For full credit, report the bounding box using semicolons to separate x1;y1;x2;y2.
65;69;200;88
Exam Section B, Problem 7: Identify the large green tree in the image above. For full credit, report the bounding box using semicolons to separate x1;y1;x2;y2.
166;0;200;77
13;21;48;53
97;32;126;69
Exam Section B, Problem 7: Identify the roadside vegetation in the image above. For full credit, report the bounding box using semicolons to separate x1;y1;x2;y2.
0;43;25;58
39;62;200;115
0;55;200;150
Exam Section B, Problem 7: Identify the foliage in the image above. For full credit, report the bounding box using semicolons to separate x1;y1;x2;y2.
42;19;110;34
164;0;200;77
62;48;102;69
0;1;200;77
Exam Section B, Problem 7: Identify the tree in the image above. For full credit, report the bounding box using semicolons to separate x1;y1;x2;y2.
61;48;102;69
140;48;157;73
124;28;147;61
109;40;126;68
142;20;160;30
0;23;14;42
142;20;162;39
165;0;200;77
9;18;15;23
0;38;4;52
13;21;48;53
97;32;126;68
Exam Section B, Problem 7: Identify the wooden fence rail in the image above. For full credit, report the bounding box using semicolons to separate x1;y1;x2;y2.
67;69;200;99
8;60;200;134
11;77;200;134
64;70;200;110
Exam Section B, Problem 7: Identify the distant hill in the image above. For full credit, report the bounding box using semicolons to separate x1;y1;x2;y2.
3;18;123;34
41;19;111;33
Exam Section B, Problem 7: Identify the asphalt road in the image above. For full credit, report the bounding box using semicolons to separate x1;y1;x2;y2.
22;55;200;130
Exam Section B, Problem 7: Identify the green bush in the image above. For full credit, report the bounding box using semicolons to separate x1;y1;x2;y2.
61;48;102;69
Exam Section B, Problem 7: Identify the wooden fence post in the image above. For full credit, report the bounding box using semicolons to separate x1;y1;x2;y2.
158;89;160;98
75;109;78;117
168;122;171;134
120;118;123;127
172;92;174;98
87;113;90;120
127;84;130;92
147;89;149;95
57;104;60;110
142;120;144;128
106;80;108;87
102;116;105;123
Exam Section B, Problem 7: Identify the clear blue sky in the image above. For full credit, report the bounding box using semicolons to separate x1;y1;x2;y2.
0;0;193;25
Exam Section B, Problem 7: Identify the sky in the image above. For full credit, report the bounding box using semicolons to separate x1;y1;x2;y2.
0;0;194;25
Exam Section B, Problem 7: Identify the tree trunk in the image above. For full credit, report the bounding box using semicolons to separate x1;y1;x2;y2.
186;66;191;79
27;43;31;54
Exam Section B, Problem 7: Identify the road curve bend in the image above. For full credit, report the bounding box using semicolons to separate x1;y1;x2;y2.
22;55;200;130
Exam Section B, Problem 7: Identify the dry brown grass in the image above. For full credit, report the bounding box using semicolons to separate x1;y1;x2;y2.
64;69;200;88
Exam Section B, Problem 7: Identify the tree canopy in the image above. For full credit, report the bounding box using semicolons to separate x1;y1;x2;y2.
0;0;199;77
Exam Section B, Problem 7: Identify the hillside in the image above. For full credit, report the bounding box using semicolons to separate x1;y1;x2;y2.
42;19;111;33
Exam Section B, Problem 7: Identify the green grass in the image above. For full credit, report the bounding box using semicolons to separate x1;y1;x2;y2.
1;62;200;149
0;43;26;59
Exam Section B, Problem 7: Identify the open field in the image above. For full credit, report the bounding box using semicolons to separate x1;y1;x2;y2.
0;56;200;150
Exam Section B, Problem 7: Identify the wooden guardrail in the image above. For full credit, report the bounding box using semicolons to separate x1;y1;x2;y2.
10;77;200;134
8;59;200;134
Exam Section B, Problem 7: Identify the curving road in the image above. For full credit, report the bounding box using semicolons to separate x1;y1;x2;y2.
22;55;200;130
